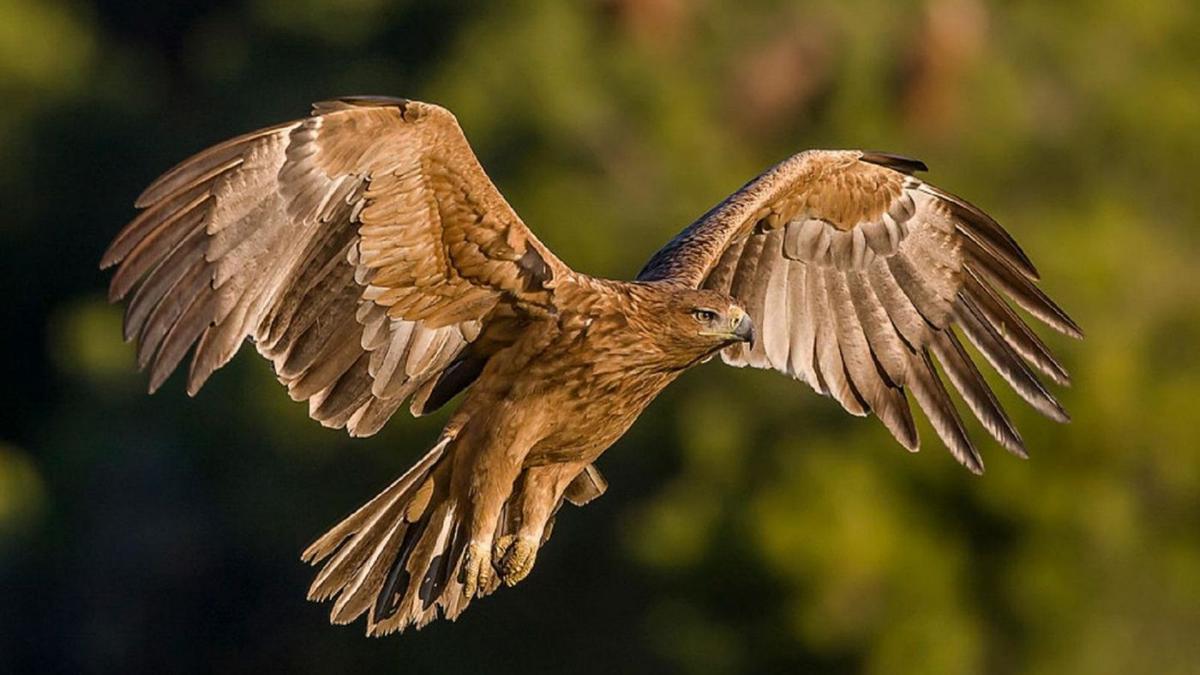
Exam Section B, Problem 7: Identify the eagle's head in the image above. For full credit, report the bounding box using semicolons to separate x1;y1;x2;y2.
685;292;755;347
628;286;754;368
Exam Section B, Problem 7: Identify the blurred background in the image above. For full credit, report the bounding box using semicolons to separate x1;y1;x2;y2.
2;0;1199;673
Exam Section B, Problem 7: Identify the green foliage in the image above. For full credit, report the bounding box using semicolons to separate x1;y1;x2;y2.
2;1;1198;673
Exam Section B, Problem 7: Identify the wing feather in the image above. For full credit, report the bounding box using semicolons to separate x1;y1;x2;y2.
956;293;1069;423
150;290;219;392
962;236;1083;339
827;266;915;446
918;183;1038;279
311;354;375;428
108;194;212;299
645;149;1079;471
930;329;1026;457
810;265;867;415
124;219;208;341
885;253;950;327
137;262;211;372
785;262;819;385
867;256;928;348
908;349;983;474
845;269;907;384
742;229;783;367
961;267;1069;385
760;241;793;371
104;97;572;434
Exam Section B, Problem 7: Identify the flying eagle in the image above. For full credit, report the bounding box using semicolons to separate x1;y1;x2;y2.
101;96;1081;635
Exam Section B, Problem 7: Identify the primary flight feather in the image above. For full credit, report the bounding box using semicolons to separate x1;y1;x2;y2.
102;96;1080;635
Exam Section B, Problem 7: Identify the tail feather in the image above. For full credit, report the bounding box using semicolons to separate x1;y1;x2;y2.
328;516;409;623
376;499;457;632
439;527;472;618
303;435;606;635
303;434;461;634
304;432;497;635
370;511;432;626
308;496;408;603
372;496;485;633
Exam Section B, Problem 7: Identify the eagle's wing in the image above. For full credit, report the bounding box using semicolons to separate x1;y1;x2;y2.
638;150;1082;472
103;96;570;437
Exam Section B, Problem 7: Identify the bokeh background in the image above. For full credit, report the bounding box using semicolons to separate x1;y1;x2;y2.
3;1;1199;673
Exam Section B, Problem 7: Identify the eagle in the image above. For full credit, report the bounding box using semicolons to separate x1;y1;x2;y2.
101;96;1080;635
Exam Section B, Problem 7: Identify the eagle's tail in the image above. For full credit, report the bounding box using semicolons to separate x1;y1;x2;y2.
300;432;482;635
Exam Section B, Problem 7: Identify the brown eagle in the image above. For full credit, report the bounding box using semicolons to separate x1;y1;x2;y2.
102;96;1080;635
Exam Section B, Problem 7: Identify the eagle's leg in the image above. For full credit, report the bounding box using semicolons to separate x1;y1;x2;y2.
495;461;586;586
454;424;537;599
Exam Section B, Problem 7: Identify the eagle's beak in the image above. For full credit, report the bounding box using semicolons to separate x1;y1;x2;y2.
733;311;755;345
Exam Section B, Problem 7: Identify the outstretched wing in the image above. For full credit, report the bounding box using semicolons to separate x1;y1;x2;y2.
103;96;570;437
639;150;1081;472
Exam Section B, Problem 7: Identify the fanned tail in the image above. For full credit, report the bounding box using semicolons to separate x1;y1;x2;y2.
302;432;611;635
301;433;482;635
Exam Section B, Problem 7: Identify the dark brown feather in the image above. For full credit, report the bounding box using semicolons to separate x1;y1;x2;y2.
931;329;1026;457
963;238;1083;339
908;350;983;473
957;293;1069;423
919;183;1039;280
962;268;1070;385
859;151;928;175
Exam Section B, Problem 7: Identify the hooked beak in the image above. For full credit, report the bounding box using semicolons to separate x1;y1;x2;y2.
699;308;756;345
732;310;755;345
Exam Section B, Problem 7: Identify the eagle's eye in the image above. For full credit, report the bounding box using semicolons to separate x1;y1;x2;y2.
691;308;719;323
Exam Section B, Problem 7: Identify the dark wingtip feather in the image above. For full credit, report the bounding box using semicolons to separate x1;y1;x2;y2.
957;294;1071;424
147;365;172;395
921;183;1042;281
893;407;920;453
107;276;127;302
961;269;1073;387
877;387;920;453
964;456;985;475
1058;313;1085;341
134;125;284;209
931;330;1030;459
860;151;929;174
312;96;412;116
961;239;1082;340
99;245;123;270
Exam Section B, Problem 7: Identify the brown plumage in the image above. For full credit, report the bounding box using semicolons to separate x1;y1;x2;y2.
102;97;1081;635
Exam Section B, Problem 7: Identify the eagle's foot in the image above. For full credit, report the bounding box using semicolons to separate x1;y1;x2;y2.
493;534;516;561
496;535;538;586
461;541;493;598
